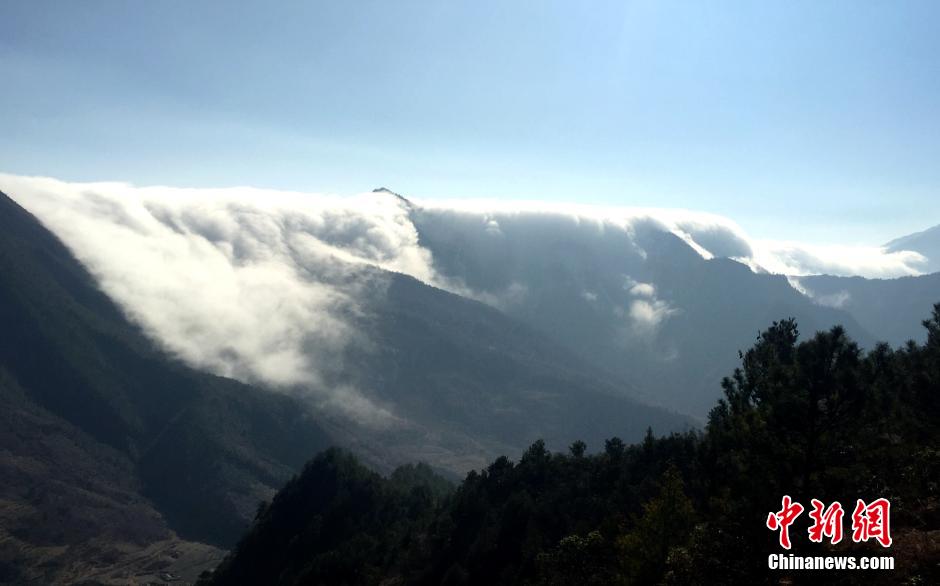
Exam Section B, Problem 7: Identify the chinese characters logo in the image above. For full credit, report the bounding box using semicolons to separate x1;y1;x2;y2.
766;495;891;549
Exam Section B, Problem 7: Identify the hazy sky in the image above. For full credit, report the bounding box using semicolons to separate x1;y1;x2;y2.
2;1;938;244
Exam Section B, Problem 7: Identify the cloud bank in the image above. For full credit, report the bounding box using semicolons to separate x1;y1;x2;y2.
1;173;931;424
411;198;927;279
750;240;927;279
1;174;441;425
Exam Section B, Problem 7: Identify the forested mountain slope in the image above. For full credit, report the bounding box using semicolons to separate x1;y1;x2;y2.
205;310;940;585
0;191;333;581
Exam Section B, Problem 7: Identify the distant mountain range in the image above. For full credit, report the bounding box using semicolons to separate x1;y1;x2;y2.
775;224;940;347
411;206;889;416
886;224;940;274
0;189;693;581
1;175;938;582
4;176;938;424
798;272;940;347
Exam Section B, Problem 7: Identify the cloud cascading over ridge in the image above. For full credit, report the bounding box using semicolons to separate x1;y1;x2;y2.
1;173;931;424
750;240;927;279
411;198;928;279
0;174;442;426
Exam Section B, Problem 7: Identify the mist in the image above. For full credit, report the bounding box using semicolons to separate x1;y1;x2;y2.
1;173;930;425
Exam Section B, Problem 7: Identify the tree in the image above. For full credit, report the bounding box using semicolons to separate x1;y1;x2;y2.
569;440;587;458
619;465;695;585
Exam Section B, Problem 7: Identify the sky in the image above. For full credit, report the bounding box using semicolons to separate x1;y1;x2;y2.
2;1;939;245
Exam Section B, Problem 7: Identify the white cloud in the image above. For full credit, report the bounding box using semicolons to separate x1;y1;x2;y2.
629;298;676;332
413;198;929;279
484;217;502;235
625;278;656;298
789;278;853;310
2;173;931;425
786;276;810;295
814;290;852;309
0;173;443;426
622;277;675;332
752;240;927;278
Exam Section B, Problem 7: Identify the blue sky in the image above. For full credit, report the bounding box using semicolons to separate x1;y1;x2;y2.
2;1;938;244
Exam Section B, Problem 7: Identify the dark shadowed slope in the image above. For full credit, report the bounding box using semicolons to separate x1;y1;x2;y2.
800;273;940;346
326;271;694;473
203;311;940;586
0;190;332;580
413;211;876;417
204;448;452;586
0;187;695;580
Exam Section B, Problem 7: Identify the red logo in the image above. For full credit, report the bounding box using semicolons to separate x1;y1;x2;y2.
766;495;804;550
851;498;892;548
767;497;891;549
808;499;844;544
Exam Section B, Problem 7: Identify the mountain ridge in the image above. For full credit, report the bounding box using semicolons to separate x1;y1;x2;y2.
0;190;334;582
885;223;940;274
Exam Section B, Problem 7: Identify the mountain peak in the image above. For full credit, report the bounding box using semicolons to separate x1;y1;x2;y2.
372;187;413;207
885;224;940;274
885;223;940;249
